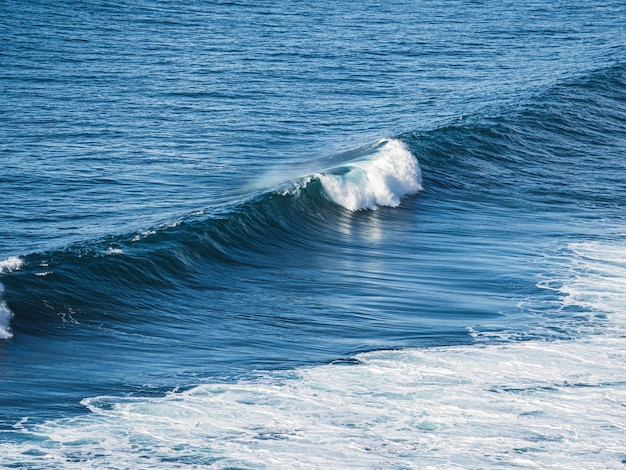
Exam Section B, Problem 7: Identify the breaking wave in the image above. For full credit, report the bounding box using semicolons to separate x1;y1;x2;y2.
315;138;422;211
0;256;22;339
0;138;422;339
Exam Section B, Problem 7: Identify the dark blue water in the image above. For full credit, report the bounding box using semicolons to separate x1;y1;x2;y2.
1;1;626;467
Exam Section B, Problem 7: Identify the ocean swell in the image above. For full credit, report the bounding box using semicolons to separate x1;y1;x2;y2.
0;138;422;339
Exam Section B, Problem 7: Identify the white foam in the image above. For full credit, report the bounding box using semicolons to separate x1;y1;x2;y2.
4;336;626;468
132;230;156;242
560;241;626;315
318;138;422;211
3;241;626;467
0;256;23;274
0;297;13;340
0;256;21;340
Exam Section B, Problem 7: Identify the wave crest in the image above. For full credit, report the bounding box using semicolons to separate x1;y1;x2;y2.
316;138;422;211
0;139;422;339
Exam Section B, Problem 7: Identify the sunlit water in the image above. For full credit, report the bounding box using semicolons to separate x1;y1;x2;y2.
1;0;625;467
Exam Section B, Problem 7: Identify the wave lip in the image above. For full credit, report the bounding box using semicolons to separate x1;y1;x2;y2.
0;256;22;339
317;138;422;211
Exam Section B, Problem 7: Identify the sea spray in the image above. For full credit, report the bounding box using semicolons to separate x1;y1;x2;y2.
317;139;422;211
0;256;22;339
0;286;13;339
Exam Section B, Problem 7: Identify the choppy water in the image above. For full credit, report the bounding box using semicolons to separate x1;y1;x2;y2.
1;0;626;468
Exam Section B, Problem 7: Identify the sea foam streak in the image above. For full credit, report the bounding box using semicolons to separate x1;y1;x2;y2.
0;256;22;339
5;343;626;468
317;138;422;211
3;242;626;468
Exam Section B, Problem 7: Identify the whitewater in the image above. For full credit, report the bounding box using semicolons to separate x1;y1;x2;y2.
3;240;626;468
1;0;626;468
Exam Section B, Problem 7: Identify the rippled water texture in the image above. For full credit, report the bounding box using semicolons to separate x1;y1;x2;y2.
1;0;625;467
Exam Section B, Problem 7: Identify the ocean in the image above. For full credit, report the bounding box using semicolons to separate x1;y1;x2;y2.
1;0;625;467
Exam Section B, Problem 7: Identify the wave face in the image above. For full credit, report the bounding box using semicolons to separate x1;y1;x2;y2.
1;0;626;467
0;137;423;327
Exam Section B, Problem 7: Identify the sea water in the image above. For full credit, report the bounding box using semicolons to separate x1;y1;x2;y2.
1;0;626;468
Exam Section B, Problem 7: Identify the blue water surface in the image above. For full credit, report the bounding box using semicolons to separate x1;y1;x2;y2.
1;0;625;467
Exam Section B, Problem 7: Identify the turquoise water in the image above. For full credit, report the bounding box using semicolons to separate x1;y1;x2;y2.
1;1;626;467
